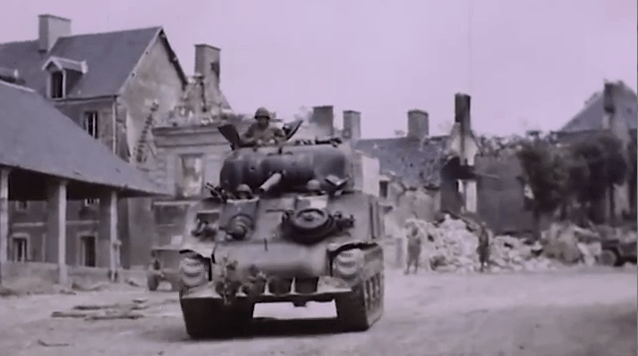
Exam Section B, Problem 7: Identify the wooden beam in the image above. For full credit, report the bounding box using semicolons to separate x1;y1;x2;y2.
46;179;68;285
0;168;10;283
98;190;119;282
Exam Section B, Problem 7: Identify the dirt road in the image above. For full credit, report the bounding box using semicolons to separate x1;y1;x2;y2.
1;267;636;356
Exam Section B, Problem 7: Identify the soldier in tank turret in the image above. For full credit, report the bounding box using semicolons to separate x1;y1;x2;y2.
306;179;323;195
235;184;254;200
240;107;286;146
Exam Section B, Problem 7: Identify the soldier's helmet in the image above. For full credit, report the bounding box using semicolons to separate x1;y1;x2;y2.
306;179;322;193
236;184;252;195
254;107;271;120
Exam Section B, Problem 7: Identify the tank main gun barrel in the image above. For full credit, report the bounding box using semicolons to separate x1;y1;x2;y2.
257;172;283;194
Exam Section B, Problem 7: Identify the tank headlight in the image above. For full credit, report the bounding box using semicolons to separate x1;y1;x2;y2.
179;254;208;288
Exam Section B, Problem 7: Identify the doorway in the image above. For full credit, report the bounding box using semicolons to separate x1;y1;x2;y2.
79;235;96;267
11;235;28;262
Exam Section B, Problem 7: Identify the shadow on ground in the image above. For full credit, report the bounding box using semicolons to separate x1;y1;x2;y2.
141;315;359;343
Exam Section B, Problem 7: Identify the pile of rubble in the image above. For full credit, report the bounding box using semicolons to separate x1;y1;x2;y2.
404;215;559;273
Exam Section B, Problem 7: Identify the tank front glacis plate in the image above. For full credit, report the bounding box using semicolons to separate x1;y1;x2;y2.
180;275;352;304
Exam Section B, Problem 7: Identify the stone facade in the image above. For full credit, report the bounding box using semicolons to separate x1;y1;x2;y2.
150;124;232;249
3;16;189;268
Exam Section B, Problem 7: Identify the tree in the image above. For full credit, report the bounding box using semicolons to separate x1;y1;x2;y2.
516;137;570;239
569;132;628;223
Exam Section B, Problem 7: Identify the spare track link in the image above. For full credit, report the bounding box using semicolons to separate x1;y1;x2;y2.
334;245;385;331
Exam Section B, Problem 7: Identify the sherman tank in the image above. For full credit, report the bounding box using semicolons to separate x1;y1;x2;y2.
177;120;385;338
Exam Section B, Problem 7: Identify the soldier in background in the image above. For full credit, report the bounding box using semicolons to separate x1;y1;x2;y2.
477;221;491;272
405;224;422;275
241;107;286;146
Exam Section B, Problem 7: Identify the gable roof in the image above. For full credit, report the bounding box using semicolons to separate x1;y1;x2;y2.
0;27;187;99
0;80;168;197
353;136;448;189
560;82;638;133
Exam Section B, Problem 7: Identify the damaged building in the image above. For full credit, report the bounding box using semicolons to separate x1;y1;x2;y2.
475;81;637;235
352;94;481;235
0;80;166;284
0;14;230;268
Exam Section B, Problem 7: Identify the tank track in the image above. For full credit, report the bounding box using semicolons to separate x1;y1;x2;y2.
333;245;385;331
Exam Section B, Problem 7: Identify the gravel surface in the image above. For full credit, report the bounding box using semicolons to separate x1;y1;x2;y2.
1;267;636;356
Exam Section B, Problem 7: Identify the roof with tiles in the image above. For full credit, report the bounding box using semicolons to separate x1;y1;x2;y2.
0;80;168;197
560;81;637;133
0;27;187;99
353;135;448;189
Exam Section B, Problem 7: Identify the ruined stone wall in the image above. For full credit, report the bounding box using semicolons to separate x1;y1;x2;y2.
147;125;230;259
475;154;534;235
360;154;381;196
384;188;440;237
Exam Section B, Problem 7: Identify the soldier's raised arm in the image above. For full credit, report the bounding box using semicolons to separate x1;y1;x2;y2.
272;126;286;143
240;123;258;145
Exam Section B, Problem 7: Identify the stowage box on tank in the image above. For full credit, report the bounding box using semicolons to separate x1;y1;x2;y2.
176;120;386;339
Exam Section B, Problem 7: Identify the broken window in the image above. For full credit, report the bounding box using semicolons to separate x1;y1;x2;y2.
379;181;389;198
11;236;28;262
83;111;99;139
79;235;97;267
50;71;64;98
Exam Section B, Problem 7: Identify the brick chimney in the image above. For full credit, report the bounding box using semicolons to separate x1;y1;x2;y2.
194;44;221;88
342;110;361;141
38;14;71;52
407;109;429;140
311;106;334;137
454;93;471;136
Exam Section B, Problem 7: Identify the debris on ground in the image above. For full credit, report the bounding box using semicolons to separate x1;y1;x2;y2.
51;311;93;318
71;281;107;292
0;279;76;297
403;215;557;273
126;278;143;287
85;311;144;320
52;299;149;321
36;339;71;347
401;214;634;273
0;285;19;297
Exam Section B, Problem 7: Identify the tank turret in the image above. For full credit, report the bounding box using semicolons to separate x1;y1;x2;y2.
177;119;385;339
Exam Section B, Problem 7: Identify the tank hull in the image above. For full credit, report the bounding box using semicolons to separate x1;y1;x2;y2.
177;133;386;338
179;244;385;338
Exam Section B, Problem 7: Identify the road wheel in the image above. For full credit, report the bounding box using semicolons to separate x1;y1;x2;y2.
180;297;254;339
599;249;620;267
147;274;160;291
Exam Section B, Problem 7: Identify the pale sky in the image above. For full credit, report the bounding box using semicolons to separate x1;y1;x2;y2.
2;0;636;138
